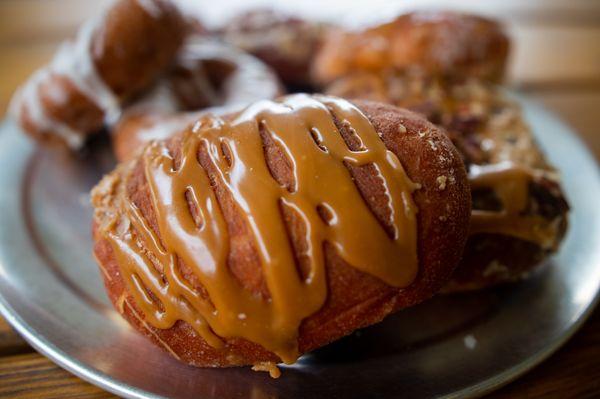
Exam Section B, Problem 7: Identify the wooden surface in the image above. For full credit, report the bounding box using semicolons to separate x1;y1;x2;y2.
0;1;599;398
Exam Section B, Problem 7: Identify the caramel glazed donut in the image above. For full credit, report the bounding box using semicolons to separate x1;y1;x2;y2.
9;0;188;149
92;94;472;375
320;13;569;291
112;36;283;162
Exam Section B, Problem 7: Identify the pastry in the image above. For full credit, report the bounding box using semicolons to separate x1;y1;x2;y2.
9;0;187;149
112;37;283;162
311;11;509;87
92;94;471;374
327;73;569;290
220;9;328;87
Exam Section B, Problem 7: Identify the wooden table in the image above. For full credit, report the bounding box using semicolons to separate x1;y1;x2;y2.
0;1;599;397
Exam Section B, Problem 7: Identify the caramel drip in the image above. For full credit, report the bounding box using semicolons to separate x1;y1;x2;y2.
469;162;559;249
102;94;419;364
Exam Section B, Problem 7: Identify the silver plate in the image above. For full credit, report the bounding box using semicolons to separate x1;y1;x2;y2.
0;94;598;399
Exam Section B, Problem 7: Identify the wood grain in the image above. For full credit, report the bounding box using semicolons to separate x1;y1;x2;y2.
0;318;29;356
0;353;114;398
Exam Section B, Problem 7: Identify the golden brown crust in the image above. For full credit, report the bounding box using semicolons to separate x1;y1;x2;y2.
311;11;509;87
92;97;471;367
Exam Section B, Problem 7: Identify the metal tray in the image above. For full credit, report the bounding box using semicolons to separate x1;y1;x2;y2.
0;94;598;398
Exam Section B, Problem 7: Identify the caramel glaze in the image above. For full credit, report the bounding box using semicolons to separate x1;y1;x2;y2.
469;162;561;250
98;94;420;364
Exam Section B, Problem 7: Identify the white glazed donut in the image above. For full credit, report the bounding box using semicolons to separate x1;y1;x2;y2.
112;37;284;162
9;0;187;149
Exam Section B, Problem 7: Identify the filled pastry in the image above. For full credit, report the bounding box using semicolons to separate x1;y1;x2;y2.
327;73;569;290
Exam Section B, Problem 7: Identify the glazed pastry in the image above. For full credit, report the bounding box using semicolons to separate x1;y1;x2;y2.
112;37;283;162
327;73;569;290
312;11;509;87
10;0;187;149
92;94;471;374
220;9;328;87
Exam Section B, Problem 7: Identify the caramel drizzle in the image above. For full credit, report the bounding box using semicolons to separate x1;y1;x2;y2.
469;162;560;249
103;95;419;363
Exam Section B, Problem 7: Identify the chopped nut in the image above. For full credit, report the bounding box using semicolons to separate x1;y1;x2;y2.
116;294;126;314
436;176;447;190
252;362;281;378
483;260;509;277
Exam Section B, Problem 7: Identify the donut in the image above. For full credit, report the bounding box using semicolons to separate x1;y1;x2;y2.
112;37;284;162
311;11;509;87
9;0;187;149
111;112;199;164
327;73;569;290
91;94;471;374
220;9;328;87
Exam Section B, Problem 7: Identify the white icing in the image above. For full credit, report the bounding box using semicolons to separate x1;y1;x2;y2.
10;69;84;149
138;115;197;143
51;15;121;125
181;38;281;109
225;51;281;107
129;83;180;114
128;106;237;148
134;0;163;19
